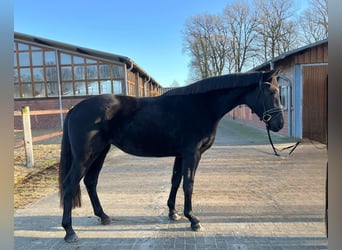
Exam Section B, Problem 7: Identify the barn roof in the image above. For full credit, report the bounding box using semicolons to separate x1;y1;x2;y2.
252;39;328;71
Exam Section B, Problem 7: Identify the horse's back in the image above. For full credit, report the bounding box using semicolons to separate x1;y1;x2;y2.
70;94;120;118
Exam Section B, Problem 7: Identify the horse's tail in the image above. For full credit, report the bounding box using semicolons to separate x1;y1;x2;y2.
59;109;82;208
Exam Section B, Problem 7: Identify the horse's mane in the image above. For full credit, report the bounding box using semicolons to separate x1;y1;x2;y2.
163;72;263;96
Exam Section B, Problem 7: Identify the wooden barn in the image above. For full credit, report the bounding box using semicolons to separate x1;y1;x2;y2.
14;32;162;130
227;39;328;143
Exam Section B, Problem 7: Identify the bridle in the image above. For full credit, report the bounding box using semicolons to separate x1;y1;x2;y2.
257;76;283;124
257;75;300;156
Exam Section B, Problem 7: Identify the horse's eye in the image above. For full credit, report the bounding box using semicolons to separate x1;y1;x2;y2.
268;89;275;96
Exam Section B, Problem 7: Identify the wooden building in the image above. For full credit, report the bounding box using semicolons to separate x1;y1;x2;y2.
227;39;328;143
14;32;162;129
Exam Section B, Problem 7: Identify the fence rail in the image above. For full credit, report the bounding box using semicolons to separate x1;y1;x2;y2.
14;109;69;116
14;108;68;166
14;109;68;148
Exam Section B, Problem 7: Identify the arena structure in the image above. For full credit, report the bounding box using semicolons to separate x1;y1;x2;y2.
14;32;162;129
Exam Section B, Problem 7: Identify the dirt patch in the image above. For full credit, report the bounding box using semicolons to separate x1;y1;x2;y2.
14;144;60;209
14;163;59;209
14;143;117;209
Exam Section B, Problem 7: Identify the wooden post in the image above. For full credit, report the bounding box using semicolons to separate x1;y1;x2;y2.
21;106;34;167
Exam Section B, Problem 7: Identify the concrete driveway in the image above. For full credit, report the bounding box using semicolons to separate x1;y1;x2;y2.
14;117;328;249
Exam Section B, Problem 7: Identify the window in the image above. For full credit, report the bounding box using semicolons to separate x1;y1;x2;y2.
33;68;44;81
46;67;57;81
47;82;59;96
112;65;123;78
74;66;85;80
18;43;29;51
32;51;43;66
87;65;98;79
86;58;96;64
61;66;72;80
34;83;45;97
20;68;31;82
277;76;290;111
45;51;56;64
13;42;127;98
279;85;288;110
99;64;110;78
19;52;30;66
88;81;99;95
73;56;84;64
100;80;111;94
60;53;71;64
21;83;33;97
14;83;20;98
113;80;122;94
75;82;86;95
14;68;18;82
62;82;73;96
31;46;41;51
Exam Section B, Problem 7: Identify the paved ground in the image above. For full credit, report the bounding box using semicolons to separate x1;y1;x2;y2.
14;118;328;249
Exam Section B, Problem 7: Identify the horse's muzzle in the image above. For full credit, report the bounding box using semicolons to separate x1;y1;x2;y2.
267;115;284;132
263;107;284;132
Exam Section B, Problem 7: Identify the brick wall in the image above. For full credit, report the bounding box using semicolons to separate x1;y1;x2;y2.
227;105;289;137
14;97;86;130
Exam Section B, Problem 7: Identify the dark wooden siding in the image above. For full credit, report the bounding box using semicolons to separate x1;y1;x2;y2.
302;65;328;143
295;42;328;64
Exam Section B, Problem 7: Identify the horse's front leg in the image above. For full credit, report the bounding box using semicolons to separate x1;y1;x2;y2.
167;156;183;220
182;152;203;231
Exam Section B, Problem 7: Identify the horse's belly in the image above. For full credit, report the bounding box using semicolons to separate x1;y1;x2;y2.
111;135;178;157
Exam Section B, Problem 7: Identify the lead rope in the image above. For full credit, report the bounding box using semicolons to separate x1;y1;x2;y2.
266;124;300;156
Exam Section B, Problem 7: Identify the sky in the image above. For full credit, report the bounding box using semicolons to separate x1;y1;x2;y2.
14;0;308;87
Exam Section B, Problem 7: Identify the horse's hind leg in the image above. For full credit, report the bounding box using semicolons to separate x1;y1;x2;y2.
84;144;111;225
61;162;82;242
167;156;182;220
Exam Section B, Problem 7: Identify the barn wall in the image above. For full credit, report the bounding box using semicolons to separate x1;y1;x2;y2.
302;65;328;143
229;41;328;140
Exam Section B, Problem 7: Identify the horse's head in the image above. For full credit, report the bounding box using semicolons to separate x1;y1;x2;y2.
248;69;284;132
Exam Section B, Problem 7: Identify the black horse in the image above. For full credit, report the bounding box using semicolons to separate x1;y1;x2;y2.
59;69;283;242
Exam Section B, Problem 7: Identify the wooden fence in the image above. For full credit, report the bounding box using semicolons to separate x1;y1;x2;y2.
14;107;68;167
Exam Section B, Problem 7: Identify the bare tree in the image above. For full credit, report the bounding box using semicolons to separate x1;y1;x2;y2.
223;0;259;72
299;0;328;44
182;13;230;81
254;0;299;62
182;0;326;79
171;80;180;87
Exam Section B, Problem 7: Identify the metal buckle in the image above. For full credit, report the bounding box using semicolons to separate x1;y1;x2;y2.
263;113;272;122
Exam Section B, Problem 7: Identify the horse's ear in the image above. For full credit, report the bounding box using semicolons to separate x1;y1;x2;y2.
273;68;281;77
263;68;281;81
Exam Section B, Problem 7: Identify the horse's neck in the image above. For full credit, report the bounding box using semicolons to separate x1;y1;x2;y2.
208;86;255;121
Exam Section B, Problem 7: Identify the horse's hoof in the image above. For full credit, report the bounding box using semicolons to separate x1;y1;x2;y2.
101;216;111;225
64;233;79;243
169;212;182;221
191;222;204;232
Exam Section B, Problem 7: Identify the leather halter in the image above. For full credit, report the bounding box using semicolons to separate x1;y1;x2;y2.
258;75;300;156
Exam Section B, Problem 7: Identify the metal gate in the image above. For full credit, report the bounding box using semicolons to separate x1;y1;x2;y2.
302;65;328;143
